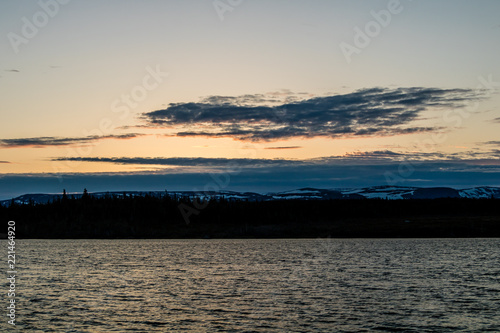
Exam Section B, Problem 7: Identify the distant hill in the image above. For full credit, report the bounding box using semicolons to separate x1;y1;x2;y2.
2;186;499;207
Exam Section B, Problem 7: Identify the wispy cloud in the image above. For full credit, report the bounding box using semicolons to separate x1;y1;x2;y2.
52;156;305;168
0;161;10;164
343;150;405;158
141;87;483;141
53;149;500;170
0;134;143;148
4;69;20;73
264;146;303;150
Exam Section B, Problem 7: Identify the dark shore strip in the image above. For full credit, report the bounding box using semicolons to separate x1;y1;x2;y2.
1;195;499;238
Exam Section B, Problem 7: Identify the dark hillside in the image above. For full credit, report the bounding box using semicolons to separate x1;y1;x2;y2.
1;194;499;238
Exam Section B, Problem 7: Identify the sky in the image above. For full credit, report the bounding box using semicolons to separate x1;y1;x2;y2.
0;0;499;199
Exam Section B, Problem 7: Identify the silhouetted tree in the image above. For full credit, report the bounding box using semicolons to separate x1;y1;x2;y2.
0;193;498;238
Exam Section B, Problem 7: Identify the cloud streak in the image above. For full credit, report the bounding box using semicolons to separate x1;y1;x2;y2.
52;156;306;168
53;149;500;169
0;134;144;148
264;146;303;150
142;87;482;141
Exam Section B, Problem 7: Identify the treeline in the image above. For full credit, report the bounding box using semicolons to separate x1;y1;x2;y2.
1;192;499;238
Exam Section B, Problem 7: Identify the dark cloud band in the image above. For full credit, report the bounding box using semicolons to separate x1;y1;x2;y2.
52;156;305;167
0;134;143;148
142;87;482;141
3;158;499;201
53;149;500;168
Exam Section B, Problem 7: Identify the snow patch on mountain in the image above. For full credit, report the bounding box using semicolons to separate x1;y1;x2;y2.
2;186;499;206
459;187;500;199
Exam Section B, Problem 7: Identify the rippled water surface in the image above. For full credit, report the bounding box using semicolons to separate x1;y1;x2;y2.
3;239;500;332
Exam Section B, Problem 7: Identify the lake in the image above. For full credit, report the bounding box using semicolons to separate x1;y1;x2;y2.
3;239;500;332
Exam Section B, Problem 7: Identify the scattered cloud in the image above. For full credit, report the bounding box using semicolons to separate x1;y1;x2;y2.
0;134;143;148
53;149;500;171
141;87;483;141
52;156;305;168
264;146;303;150
199;91;308;106
342;150;404;158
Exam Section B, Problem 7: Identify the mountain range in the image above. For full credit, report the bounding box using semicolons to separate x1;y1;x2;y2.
2;186;499;207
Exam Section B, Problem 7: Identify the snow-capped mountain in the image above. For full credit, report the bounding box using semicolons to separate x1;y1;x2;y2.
457;187;500;199
335;186;418;200
1;186;499;206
